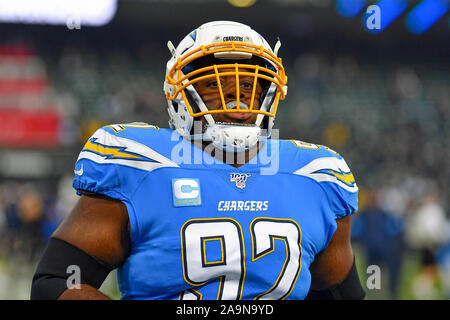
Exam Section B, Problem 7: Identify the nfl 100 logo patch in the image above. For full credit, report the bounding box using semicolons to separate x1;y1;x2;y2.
230;173;251;189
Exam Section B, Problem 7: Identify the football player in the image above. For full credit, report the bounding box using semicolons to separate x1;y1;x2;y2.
31;21;365;300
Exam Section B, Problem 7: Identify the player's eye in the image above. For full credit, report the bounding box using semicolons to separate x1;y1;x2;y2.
240;81;253;91
206;80;223;88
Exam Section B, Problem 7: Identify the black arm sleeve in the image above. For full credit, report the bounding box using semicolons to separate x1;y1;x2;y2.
30;237;113;300
305;257;366;300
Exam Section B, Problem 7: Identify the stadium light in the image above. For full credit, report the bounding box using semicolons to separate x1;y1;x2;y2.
0;0;117;26
405;0;449;34
336;0;366;18
228;0;257;7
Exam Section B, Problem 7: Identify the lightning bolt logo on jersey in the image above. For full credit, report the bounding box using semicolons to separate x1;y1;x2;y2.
72;123;358;300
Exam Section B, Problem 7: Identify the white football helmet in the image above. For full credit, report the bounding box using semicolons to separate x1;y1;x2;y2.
164;21;288;152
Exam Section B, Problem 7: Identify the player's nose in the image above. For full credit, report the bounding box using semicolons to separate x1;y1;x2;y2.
223;81;246;101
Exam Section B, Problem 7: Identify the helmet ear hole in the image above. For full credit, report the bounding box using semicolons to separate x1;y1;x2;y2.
172;101;179;113
184;90;202;114
262;115;269;131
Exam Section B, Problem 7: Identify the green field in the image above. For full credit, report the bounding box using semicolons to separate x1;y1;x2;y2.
353;245;447;300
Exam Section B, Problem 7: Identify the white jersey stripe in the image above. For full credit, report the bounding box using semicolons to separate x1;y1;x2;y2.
77;128;179;171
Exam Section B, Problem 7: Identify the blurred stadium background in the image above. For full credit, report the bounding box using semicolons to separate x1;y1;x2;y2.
0;0;448;300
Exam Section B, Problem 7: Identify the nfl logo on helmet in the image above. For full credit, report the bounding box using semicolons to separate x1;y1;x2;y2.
230;173;251;189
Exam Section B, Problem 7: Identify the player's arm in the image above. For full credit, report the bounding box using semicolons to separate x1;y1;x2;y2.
30;193;131;300
305;215;365;300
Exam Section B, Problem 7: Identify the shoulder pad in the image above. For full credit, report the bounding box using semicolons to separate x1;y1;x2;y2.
73;125;179;198
294;155;358;193
78;124;179;172
291;140;358;218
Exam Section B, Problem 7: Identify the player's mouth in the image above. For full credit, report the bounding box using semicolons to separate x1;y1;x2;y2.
224;101;252;120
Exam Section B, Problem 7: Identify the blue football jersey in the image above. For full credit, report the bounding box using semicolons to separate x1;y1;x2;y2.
72;122;358;300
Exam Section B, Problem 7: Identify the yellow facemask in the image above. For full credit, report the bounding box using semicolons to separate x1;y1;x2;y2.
165;41;288;119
